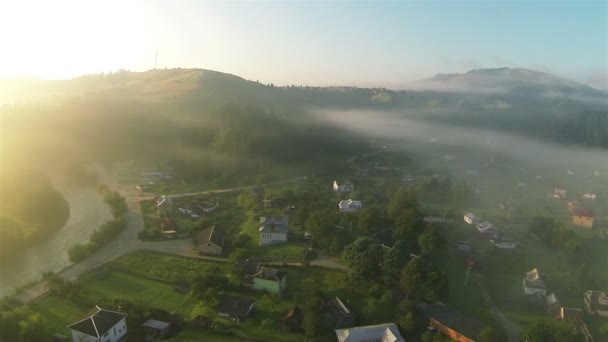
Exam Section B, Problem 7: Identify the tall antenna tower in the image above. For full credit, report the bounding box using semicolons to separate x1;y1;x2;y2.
154;52;158;70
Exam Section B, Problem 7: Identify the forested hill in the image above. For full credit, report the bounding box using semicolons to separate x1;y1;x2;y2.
1;68;607;158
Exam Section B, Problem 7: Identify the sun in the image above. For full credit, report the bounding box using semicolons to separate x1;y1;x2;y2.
0;1;153;79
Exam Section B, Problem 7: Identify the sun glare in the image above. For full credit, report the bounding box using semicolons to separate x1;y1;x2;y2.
0;1;153;79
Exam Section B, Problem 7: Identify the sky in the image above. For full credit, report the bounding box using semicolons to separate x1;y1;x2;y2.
0;1;606;89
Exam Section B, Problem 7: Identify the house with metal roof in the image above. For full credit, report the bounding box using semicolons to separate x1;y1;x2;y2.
335;323;405;342
67;306;127;342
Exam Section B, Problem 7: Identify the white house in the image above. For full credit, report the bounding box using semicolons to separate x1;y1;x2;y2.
583;193;597;201
554;187;567;199
338;199;362;213
67;306;127;342
259;217;288;246
464;213;479;225
523;268;547;296
333;180;354;193
335;323;405;342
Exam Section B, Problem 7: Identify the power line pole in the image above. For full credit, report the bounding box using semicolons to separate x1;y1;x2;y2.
154;52;158;69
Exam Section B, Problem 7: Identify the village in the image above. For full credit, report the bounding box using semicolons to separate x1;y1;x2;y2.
12;145;608;342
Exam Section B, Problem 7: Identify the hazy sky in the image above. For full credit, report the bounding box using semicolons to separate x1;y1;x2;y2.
0;1;606;89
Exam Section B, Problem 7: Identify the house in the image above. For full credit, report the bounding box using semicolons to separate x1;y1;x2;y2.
490;235;518;249
554;187;567;199
333;180;354;193
584;290;608;318
335;323;405;342
464;213;479;225
573;209;594;228
259;217;289;246
476;221;497;235
419;302;484;342
556;307;583;324
583;193;597;201
324;296;355;329
196;225;224;256
217;294;255;322
523;268;547;296
250;267;287;294
338;199;363;213
545;293;561;313
156;195;171;216
141;319;171;341
283;307;304;331
67;306;127;342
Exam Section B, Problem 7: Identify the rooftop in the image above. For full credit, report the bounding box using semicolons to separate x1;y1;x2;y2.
253;267;287;282
335;323;405;342
142;319;171;330
197;225;224;247
419;302;485;340
217;294;255;320
259;217;289;233
585;290;608;310
67;306;126;338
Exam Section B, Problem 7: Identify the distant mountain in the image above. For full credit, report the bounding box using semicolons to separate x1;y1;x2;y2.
418;67;607;99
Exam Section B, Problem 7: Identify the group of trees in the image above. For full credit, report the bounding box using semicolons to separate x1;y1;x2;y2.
529;217;582;253
0;169;70;262
0;304;51;341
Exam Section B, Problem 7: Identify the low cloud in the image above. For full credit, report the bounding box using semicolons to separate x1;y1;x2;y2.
314;109;608;176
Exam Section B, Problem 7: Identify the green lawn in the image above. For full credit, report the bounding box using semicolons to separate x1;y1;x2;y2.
79;271;194;317
30;251;351;342
30;296;90;335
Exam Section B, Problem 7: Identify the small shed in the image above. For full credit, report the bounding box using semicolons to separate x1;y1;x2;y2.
142;319;171;341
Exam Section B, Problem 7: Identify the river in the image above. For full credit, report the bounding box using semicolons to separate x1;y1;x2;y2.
0;186;111;298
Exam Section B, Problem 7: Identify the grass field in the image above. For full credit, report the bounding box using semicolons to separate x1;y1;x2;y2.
31;252;349;341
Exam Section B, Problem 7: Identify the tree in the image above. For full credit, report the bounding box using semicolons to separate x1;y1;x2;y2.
18;313;52;341
418;225;446;253
305;209;337;251
393;208;424;250
396;300;425;334
358;206;384;236
343;237;382;288
400;256;448;302
298;276;324;341
388;187;419;220
362;291;394;323
382;240;411;284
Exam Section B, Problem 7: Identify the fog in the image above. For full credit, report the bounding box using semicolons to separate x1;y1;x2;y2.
314;109;608;181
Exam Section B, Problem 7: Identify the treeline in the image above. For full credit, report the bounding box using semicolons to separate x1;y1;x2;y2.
68;190;128;262
0;169;69;262
549;111;608;148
